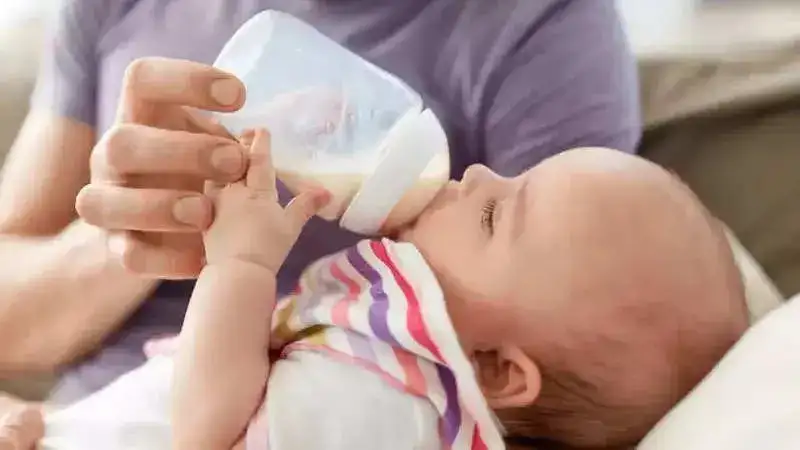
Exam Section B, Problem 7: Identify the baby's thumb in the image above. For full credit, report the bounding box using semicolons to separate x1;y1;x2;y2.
284;190;331;232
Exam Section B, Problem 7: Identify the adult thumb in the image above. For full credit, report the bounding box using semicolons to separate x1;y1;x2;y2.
284;189;331;232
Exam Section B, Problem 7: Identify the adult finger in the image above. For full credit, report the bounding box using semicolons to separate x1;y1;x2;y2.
117;57;245;123
76;185;213;231
284;190;331;233
109;232;205;279
245;129;276;195
92;124;246;182
183;107;235;139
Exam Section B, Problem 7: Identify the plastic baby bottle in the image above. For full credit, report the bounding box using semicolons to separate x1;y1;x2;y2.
212;10;450;235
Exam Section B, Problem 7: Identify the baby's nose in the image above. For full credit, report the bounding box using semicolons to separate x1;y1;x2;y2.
461;164;499;191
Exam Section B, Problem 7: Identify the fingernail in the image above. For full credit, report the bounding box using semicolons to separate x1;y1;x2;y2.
209;78;242;106
211;144;244;175
173;196;208;227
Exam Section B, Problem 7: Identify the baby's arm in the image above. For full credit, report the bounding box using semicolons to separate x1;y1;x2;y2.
171;129;327;450
172;261;276;450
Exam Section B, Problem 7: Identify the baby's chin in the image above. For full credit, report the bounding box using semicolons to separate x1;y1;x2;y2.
381;221;417;243
395;224;416;242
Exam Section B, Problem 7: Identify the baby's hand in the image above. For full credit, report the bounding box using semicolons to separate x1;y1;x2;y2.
203;129;329;273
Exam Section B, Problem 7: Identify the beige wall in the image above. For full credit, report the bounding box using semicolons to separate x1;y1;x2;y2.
0;23;44;161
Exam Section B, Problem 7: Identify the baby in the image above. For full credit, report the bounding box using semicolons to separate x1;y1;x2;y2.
43;130;748;450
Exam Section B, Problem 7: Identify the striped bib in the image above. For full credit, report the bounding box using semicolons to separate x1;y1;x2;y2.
258;239;505;449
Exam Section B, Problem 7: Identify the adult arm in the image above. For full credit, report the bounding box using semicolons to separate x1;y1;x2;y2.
484;0;641;175
0;0;157;372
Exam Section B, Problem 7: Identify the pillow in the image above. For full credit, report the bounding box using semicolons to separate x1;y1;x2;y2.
638;293;800;450
725;229;783;323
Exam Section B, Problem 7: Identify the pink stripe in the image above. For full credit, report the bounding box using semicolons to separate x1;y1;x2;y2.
370;241;445;362
471;426;487;450
392;346;428;398
329;261;355;328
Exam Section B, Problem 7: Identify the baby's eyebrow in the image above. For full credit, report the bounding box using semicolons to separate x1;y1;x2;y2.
511;178;530;241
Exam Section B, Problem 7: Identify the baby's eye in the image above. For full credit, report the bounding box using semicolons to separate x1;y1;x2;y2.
481;199;497;235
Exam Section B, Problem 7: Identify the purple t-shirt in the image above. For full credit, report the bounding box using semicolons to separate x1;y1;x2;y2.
33;0;640;402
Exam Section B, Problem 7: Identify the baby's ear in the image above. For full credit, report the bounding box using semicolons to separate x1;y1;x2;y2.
471;345;541;409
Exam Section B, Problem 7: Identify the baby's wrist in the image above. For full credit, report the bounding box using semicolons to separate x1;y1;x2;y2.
203;255;281;278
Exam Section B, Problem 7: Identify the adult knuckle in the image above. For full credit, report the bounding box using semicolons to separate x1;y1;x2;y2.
74;185;102;223
106;124;139;168
123;58;151;89
95;124;137;172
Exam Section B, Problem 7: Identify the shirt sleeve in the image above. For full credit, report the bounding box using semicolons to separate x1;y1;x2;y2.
483;0;642;176
29;0;116;126
254;351;440;450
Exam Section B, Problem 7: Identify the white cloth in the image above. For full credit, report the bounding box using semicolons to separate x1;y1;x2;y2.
42;350;440;449
264;351;440;450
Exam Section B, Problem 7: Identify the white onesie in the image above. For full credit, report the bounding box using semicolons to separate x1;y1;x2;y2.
42;239;505;449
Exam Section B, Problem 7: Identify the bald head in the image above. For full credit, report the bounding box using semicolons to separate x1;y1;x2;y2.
500;148;749;447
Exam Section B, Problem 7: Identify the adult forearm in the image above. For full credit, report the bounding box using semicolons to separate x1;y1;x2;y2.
0;220;157;372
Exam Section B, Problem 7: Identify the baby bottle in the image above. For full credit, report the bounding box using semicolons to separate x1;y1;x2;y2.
212;10;450;235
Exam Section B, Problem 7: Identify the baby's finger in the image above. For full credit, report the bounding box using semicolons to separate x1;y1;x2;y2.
245;129;276;196
238;128;256;148
284;190;330;233
203;180;226;200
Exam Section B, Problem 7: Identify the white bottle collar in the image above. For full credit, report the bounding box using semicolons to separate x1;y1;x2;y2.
339;108;448;235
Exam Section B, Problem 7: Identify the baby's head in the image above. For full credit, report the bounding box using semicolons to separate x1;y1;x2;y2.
400;148;748;448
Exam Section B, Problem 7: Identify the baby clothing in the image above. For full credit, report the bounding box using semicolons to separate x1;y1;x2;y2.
252;239;504;449
42;239;505;449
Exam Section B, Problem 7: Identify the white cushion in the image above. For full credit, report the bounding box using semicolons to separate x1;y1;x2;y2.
725;229;783;323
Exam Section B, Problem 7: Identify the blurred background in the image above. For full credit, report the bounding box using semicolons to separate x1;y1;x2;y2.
0;0;798;400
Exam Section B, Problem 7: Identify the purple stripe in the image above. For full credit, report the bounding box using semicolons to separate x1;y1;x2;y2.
346;245;400;346
345;332;380;366
435;364;462;445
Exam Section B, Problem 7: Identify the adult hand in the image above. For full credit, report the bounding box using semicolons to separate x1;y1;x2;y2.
0;404;43;450
76;57;248;278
